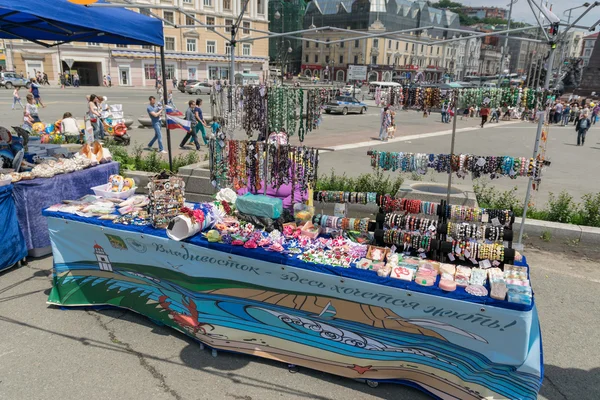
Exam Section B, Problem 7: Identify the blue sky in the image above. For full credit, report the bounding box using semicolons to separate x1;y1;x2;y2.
459;0;600;29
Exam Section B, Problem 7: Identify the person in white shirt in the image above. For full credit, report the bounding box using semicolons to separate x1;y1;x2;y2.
61;112;80;137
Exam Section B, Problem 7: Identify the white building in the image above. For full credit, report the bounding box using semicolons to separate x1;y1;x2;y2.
581;32;598;67
454;36;481;80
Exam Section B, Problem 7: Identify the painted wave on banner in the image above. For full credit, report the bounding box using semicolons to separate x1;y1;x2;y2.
47;219;542;400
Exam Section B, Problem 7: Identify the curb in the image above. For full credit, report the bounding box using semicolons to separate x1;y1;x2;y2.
513;217;600;244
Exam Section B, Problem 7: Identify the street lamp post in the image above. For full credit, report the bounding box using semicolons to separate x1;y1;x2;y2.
498;0;518;86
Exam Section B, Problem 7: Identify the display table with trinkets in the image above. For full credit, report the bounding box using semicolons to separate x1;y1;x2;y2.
44;185;543;400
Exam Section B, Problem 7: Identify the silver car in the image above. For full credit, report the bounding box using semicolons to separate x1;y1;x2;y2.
185;82;212;95
0;72;30;89
324;96;368;115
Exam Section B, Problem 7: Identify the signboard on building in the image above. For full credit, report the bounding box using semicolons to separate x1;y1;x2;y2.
347;65;367;81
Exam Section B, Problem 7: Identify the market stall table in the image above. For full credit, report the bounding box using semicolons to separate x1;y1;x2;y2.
45;210;543;400
14;162;119;257
0;184;27;272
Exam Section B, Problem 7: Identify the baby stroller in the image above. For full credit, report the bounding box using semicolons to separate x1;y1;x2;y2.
101;103;130;146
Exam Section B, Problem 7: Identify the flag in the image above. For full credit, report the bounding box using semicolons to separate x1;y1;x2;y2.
167;115;191;132
165;105;184;117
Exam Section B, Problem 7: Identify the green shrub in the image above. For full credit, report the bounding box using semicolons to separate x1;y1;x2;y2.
106;144;200;174
546;191;575;223
316;169;404;195
578;193;600;227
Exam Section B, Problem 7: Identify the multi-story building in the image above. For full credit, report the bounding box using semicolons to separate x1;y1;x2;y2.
581;32;598;67
507;33;546;75
301;0;460;82
461;7;507;20
5;0;269;86
268;0;306;76
551;30;585;70
453;36;481;80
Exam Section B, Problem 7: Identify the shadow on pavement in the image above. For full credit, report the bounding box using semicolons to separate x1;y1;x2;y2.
541;365;600;400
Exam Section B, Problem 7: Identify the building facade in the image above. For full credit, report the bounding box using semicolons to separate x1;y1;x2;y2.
4;0;269;86
461;7;507;20
507;34;547;75
581;32;598;67
301;0;460;82
454;36;481;80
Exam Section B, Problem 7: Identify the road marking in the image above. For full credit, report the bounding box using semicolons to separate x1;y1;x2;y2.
328;120;523;151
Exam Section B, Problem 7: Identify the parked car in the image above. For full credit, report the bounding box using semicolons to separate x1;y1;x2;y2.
178;79;198;93
341;85;360;96
185;82;212;95
324;96;367;115
0;72;30;89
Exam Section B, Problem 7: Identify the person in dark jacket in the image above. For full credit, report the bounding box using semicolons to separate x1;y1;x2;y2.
575;114;591;146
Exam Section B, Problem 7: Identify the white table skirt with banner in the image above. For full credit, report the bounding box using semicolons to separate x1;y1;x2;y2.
45;211;543;400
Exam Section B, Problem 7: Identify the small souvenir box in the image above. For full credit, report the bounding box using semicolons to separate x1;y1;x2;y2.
390;263;417;281
507;284;532;305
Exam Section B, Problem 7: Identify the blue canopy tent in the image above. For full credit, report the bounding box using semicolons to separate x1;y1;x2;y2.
0;0;174;169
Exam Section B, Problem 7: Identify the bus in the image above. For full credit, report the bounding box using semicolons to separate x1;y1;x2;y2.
368;81;402;99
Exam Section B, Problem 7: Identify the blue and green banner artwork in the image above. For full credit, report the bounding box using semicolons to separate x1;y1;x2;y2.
47;216;542;400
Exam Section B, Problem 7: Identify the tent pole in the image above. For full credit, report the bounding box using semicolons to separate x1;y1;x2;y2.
160;46;173;172
446;91;458;206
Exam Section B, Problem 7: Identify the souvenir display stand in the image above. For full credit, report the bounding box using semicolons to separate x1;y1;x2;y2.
14;162;119;257
0;184;27;272
45;142;542;399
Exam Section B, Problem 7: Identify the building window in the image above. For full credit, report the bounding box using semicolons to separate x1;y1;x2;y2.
371;55;377;65
355;40;359;48
140;8;151;16
209;66;219;80
388;40;391;49
437;47;440;55
165;37;176;51
142;45;152;50
225;19;233;32
242;43;251;56
420;44;424;53
339;55;343;64
387;56;390;64
164;65;176;80
412;43;415;51
88;42;101;46
396;41;399;50
325;55;330;63
305;55;309;63
340;40;344;48
207;40;216;53
314;55;319;63
257;0;264;14
225;43;231;55
163;11;174;24
405;43;408;51
185;14;195;26
186;38;196;52
188;67;197;80
243;22;250;35
204;0;212;6
354;55;358;64
183;0;192;3
306;41;309;48
585;49;591;56
373;39;378;48
206;16;215;31
224;0;231;9
315;42;319;48
116;44;128;48
144;64;157;80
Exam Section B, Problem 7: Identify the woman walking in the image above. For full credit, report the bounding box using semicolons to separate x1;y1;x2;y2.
179;100;201;150
12;87;24;110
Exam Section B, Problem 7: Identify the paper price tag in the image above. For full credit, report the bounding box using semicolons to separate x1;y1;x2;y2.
390;245;397;254
479;259;492;269
447;253;455;261
429;225;436;232
419;253;427;259
418;248;425;253
491;217;501;227
492;260;501;267
464;250;471;258
482;214;489;223
333;203;347;218
470;258;478;265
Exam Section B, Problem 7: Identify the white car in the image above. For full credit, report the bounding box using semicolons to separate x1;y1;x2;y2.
341;85;360;96
185;82;212;95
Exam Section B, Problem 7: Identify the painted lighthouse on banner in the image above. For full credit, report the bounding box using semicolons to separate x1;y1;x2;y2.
94;243;113;272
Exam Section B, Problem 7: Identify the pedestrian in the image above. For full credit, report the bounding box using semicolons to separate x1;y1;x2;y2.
194;98;210;145
30;79;45;108
23;109;34;131
389;109;396;139
490;107;499;123
480;106;490;128
592;104;599;125
574;104;581;126
107;73;112;87
172;77;177;90
73;72;80;88
42;72;49;85
147;96;166;153
179;100;201;150
167;89;175;108
575;113;591;146
60;112;80;137
60;73;65;89
12;86;24;110
103;75;107;87
441;102;447;123
562;103;571;126
87;94;103;140
379;106;390;141
25;93;40;123
554;102;563;124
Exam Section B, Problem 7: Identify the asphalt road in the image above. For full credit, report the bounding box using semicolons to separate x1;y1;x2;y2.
1;248;598;400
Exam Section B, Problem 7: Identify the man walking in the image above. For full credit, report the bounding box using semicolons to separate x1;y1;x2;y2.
147;96;166;153
575;113;591;146
480;105;490;128
562;103;571;126
107;73;112;87
73;72;80;88
179;100;200;150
